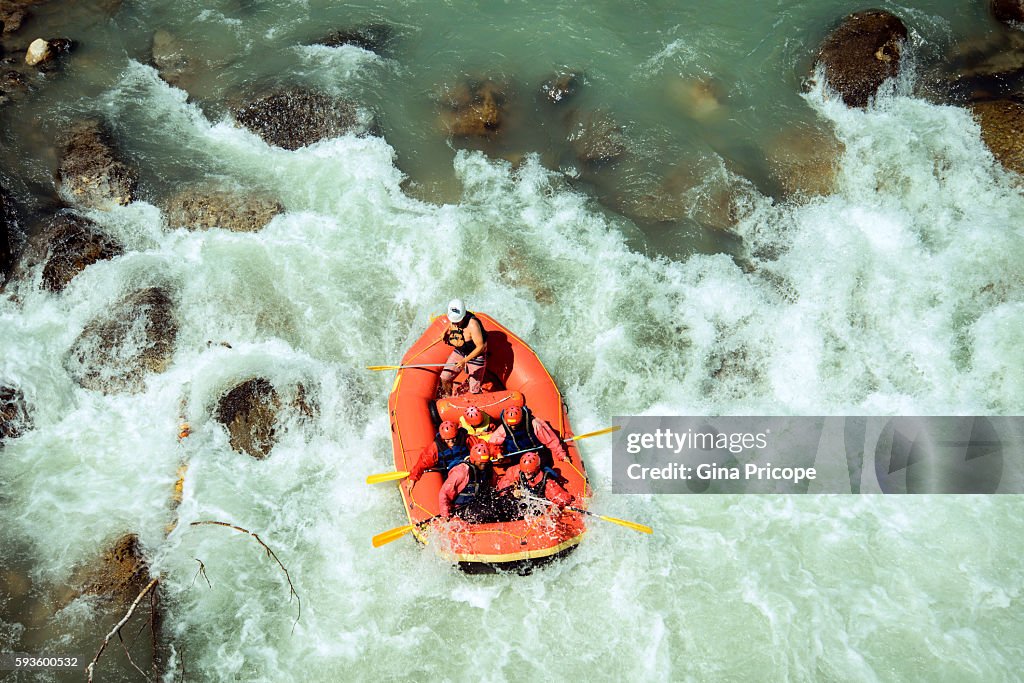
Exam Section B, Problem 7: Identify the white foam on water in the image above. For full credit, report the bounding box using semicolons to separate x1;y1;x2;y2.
1;22;1023;682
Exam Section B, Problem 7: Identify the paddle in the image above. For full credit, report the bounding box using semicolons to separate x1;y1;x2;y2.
371;516;439;548
501;424;622;460
365;425;622;484
366;363;453;372
365;470;410;485
567;506;652;534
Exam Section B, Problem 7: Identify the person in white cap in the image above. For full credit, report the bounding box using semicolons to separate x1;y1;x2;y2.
439;298;488;396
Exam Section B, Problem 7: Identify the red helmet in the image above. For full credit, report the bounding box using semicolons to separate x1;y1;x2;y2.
520;452;540;475
464;406;484;427
503;405;523;426
469;443;491;465
439;421;458;439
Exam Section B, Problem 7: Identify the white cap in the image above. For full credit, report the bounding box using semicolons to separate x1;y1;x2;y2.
446;299;467;322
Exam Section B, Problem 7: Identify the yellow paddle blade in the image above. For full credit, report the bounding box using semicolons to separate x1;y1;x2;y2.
365;470;410;485
366;365;403;371
371;524;416;548
597;514;653;535
567;425;622;442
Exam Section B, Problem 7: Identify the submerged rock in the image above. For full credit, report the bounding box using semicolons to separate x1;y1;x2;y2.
666;77;726;120
69;533;167;674
0;384;32;440
812;10;908;108
150;29;192;89
65;287;178;393
233;88;373;150
540;71;580;105
40;211;123;292
57;120;138;210
970;99;1024;175
78;533;151;604
313;24;394;54
946;30;1024;101
992;0;1024;26
767;125;845;198
566;109;627;165
438;78;508;137
163;187;283;232
216;378;314;459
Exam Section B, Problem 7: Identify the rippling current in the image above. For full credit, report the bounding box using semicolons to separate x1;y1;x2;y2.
1;0;1023;681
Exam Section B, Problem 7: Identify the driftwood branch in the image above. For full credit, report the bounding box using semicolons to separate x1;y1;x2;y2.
189;520;301;629
189;558;211;590
117;627;151;682
86;577;160;682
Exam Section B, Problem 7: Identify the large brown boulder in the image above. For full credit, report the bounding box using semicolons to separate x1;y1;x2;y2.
233;88;373;150
438;78;508;137
992;0;1024;25
0;384;32;440
216;378;280;459
567;109;627;165
216;378;315;459
65;287;178;393
812;10;908;108
163;187;283;232
40;211;123;292
57;120;138;209
970;99;1024;175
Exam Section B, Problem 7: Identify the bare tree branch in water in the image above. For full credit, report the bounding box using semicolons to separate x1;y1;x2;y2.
117;626;152;682
86;576;160;683
189;558;211;590
189;520;301;629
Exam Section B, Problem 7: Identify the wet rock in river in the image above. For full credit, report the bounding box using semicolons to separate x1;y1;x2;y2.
313;23;394;54
216;378;315;459
540;71;581;105
970;99;1024;175
0;184;16;282
0;0;40;35
217;378;279;459
439;78;508;137
992;0;1024;26
666;77;726;120
150;29;192;89
0;384;32;440
24;37;72;66
76;533;152;605
40;211;123;292
65;287;178;393
566;109;627;165
766;124;845;198
811;10;908;108
56;120;138;210
163;187;283;232
234;88;374;150
945;30;1024;101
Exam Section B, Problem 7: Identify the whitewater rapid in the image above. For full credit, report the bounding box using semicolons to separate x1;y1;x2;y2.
1;17;1022;681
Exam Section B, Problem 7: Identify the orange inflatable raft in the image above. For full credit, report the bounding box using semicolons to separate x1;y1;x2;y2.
388;312;591;572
